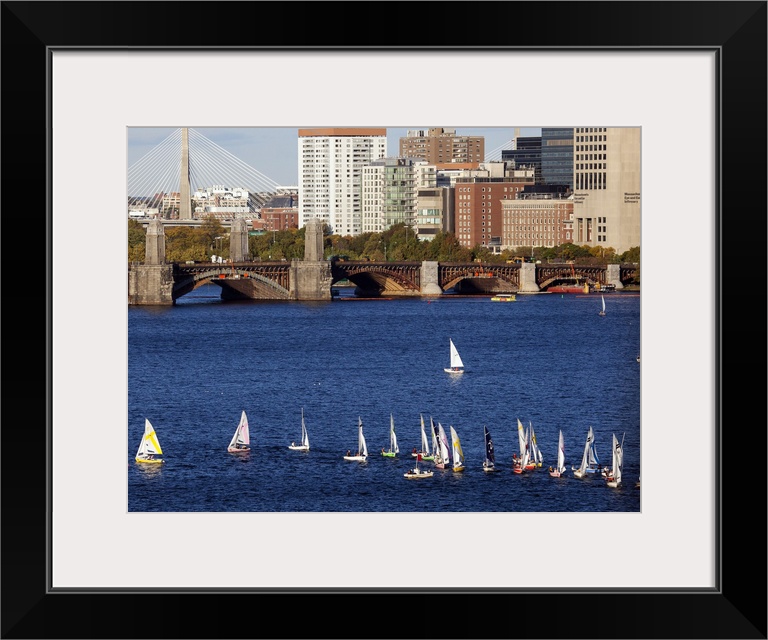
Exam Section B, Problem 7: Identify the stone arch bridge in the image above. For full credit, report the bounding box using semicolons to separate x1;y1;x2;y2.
128;218;637;304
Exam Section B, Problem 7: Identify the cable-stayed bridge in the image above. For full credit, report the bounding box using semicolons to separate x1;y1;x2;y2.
127;128;289;217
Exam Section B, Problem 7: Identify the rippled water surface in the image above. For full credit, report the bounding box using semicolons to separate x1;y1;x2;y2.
129;287;641;512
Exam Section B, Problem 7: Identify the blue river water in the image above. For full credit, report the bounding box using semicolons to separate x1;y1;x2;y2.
128;286;641;512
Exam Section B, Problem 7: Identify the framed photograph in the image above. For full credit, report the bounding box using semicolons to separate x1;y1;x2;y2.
3;1;765;638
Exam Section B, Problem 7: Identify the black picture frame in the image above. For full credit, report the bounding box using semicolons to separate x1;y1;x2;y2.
2;2;765;638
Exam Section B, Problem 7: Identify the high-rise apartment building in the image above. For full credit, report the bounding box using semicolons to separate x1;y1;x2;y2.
361;157;436;234
572;127;640;253
399;128;484;165
298;128;387;235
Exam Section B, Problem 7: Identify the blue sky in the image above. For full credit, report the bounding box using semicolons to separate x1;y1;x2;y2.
127;127;542;188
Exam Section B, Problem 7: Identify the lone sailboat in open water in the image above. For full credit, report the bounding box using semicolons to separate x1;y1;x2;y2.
444;338;465;374
135;418;164;464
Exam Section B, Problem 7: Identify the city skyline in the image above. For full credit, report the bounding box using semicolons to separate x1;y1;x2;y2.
127;126;542;189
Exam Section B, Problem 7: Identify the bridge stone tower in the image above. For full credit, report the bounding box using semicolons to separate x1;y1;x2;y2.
230;218;249;262
128;218;175;305
289;217;332;300
605;263;624;289
144;218;166;264
518;262;541;293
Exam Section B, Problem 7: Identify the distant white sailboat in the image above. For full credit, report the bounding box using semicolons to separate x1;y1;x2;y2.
344;417;368;462
572;426;601;477
605;433;625;488
227;410;251;453
549;429;567;477
412;414;434;461
444;338;465;374
135;418;164;464
599;294;606;316
381;413;399;457
288;408;310;451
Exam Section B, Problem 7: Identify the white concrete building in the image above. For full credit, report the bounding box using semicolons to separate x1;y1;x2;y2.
298;128;387;235
572;127;641;253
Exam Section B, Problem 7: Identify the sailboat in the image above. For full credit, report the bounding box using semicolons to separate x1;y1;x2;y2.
599;294;606;316
444;338;465;374
449;425;465;472
412;414;434;461
434;421;451;469
529;421;544;468
135;418;164;464
482;425;501;472
404;452;434;479
381;413;399;457
549;430;567;477
343;417;368;461
572;426;601;477
513;418;535;473
227;410;251;453
288;407;310;451
604;433;625;488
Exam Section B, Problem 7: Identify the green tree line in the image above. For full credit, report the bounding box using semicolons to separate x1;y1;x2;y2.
129;218;640;270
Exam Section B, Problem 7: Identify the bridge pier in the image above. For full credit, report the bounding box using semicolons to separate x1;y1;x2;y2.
606;263;624;289
128;264;175;305
518;262;540;293
420;261;443;295
128;218;175;305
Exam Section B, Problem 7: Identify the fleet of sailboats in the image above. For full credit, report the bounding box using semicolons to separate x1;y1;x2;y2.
288;408;310;451
227;410;251;453
381;414;400;457
135;418;164;464
344;417;368;461
135;405;635;486
444;338;465;374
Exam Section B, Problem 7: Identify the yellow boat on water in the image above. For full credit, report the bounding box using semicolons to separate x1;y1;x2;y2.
490;294;516;302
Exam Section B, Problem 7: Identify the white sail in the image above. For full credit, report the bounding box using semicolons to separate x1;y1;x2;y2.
608;433;624;486
601;295;606;314
437;422;451;464
449;426;464;469
430;417;443;464
301;409;309;449
516;418;529;464
228;410;250;450
573;426;595;476
289;408;310;451
449;339;464;369
420;414;431;455
530;422;543;465
389;414;399;454
557;430;566;474
136;418;163;460
358;418;368;457
586;426;600;467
